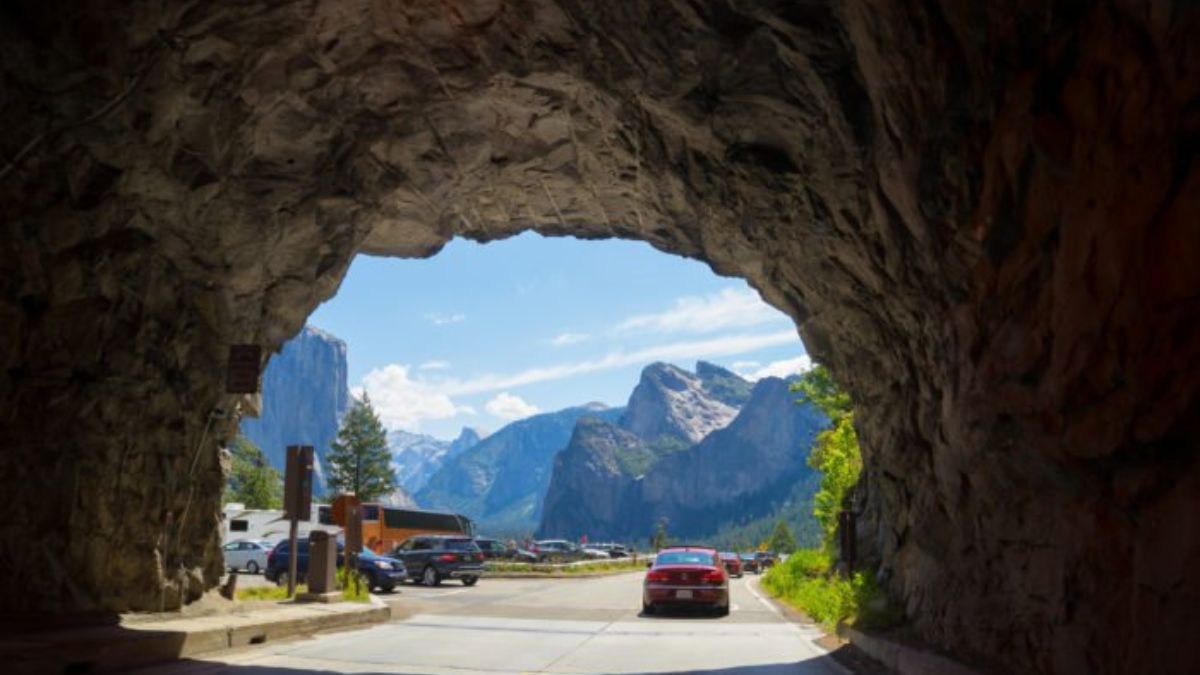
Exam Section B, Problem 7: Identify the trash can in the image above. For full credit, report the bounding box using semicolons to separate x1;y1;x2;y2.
308;530;337;593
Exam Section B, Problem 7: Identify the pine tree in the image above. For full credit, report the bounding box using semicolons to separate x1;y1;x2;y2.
766;519;798;553
326;393;397;501
225;436;283;509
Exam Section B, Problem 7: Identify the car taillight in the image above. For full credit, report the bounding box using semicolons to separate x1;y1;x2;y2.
703;570;725;584
646;570;670;583
267;549;275;566
439;554;457;562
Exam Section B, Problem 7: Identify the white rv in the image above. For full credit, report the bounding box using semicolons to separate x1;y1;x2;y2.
221;502;340;545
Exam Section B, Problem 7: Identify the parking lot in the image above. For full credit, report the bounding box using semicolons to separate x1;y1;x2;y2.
147;572;844;674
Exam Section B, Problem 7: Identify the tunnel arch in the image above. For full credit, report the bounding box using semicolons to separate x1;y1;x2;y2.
2;2;1197;674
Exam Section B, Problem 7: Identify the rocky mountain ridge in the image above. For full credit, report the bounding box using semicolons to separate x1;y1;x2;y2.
538;369;826;541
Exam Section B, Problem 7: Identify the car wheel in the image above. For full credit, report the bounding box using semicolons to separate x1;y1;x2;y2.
642;601;656;616
275;571;288;587
462;576;478;587
365;571;379;592
379;582;395;593
246;561;259;575
715;602;730;617
422;566;441;587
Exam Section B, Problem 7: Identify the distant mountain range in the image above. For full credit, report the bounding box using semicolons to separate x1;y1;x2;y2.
415;403;623;533
388;427;486;493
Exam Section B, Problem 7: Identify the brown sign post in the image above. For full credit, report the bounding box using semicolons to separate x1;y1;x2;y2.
345;498;363;595
283;445;314;597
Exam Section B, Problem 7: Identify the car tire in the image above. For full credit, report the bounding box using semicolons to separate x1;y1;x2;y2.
379;582;395;593
462;576;478;587
246;561;259;575
642;602;656;616
422;566;441;587
365;571;379;592
715;602;730;617
275;571;288;587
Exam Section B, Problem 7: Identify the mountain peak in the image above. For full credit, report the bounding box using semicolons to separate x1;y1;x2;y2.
620;362;739;445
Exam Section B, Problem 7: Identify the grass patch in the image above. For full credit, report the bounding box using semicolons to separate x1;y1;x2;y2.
236;583;306;602
233;570;370;603
762;548;901;630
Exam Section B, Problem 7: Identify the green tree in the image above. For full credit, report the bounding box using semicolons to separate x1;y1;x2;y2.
225;436;283;509
765;519;798;553
792;365;862;554
650;517;669;551
326;393;397;501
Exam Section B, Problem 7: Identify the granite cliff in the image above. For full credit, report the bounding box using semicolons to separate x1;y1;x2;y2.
238;325;350;487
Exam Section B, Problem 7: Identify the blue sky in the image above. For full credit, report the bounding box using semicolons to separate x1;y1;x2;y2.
308;232;810;439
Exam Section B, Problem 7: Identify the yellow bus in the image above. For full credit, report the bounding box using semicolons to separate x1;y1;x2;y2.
327;496;474;554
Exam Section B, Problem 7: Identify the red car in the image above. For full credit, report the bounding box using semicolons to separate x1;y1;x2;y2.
642;546;730;616
719;551;743;578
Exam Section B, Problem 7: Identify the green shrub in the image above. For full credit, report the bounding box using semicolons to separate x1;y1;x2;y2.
762;548;899;630
338;566;370;602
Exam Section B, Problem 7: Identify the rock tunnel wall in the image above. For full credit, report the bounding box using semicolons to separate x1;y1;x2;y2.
1;1;1197;673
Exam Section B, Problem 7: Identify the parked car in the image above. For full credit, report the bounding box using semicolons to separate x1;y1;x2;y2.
642;546;729;616
587;542;631;559
475;537;537;562
580;546;612;560
756;551;778;570
532;539;587;563
719;552;743;578
264;540;407;592
739;553;760;574
392;534;486;586
223;539;272;575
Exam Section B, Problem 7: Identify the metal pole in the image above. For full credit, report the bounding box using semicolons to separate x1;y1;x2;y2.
287;515;299;597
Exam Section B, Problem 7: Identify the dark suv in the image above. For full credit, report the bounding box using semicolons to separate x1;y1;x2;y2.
392;534;485;586
265;539;407;592
475;537;537;562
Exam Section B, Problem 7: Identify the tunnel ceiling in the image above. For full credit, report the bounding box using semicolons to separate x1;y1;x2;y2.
1;2;1198;674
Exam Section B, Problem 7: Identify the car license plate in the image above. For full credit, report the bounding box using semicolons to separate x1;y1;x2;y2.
676;590;693;599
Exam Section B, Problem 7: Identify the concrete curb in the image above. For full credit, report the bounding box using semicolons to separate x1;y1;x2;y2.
844;627;985;675
9;595;390;674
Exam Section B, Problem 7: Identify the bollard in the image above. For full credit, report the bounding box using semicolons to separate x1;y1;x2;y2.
307;530;337;594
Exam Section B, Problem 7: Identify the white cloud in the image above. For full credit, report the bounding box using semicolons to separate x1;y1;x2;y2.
549;332;590;347
732;360;761;371
614;288;788;335
357;365;475;431
418;360;450;371
485;392;540;420
737;355;814;381
437;330;800;395
425;312;465;326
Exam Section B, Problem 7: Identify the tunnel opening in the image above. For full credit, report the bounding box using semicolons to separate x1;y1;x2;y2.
1;2;1197;674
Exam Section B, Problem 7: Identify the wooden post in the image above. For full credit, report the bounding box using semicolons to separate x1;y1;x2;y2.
284;445;314;598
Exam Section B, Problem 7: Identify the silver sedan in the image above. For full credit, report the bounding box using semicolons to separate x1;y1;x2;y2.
222;539;272;574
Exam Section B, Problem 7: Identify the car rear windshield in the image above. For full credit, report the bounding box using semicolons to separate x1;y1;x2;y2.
444;538;479;551
655;551;716;566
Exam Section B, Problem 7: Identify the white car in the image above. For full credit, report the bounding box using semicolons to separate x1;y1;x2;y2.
581;547;611;560
222;539;272;574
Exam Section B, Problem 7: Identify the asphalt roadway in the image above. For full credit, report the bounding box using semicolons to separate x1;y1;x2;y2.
138;572;848;675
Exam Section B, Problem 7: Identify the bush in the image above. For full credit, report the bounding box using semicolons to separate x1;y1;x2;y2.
762;548;899;630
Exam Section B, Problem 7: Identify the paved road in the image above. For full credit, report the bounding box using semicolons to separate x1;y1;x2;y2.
141;572;846;674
